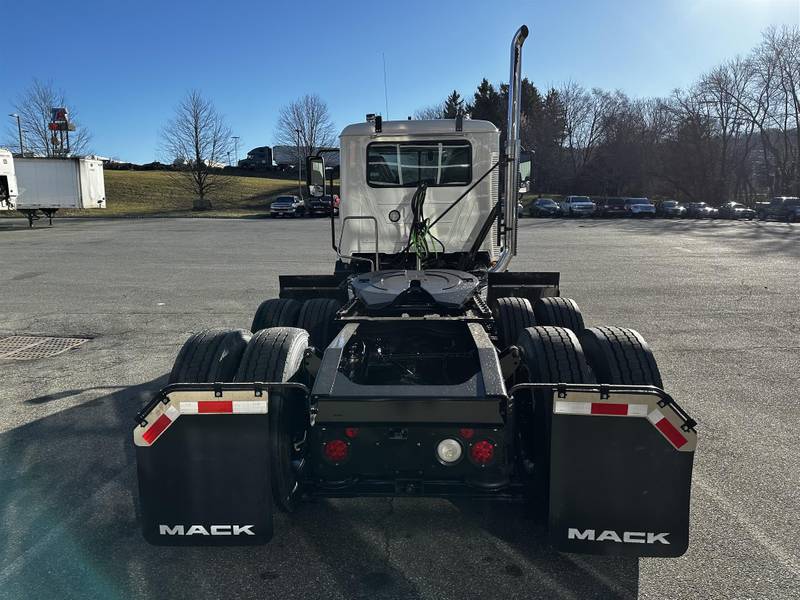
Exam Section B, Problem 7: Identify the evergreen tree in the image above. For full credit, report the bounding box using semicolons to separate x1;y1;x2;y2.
467;79;504;126
443;90;465;118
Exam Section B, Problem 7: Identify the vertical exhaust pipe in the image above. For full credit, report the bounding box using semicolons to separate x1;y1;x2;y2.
505;25;528;259
493;25;528;272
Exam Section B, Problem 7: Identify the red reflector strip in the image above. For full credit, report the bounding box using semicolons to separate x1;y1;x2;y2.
654;417;688;449
198;400;233;414
141;407;178;445
180;400;267;414
590;403;628;416
554;401;648;417
142;413;171;445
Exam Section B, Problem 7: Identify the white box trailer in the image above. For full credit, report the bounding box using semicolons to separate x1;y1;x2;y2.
14;157;106;226
0;149;18;211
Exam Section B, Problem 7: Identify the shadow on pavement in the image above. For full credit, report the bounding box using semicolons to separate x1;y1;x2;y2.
520;217;798;257
0;379;637;600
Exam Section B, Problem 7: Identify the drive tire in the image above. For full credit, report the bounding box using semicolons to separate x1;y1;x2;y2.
494;296;536;349
517;326;594;384
533;297;585;332
251;298;301;333
236;327;310;512
579;326;663;387
168;328;251;384
297;298;341;349
516;327;594;518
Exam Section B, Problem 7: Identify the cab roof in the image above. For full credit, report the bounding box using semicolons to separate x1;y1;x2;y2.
340;119;499;137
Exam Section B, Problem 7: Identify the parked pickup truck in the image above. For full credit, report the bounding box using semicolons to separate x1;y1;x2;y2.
558;195;596;217
757;196;800;222
270;195;305;218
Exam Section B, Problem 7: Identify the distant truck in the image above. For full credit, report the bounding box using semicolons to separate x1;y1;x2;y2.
238;146;273;170
0;149;18;211
13;156;106;226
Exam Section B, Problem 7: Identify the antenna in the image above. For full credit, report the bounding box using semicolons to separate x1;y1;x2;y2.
382;52;389;120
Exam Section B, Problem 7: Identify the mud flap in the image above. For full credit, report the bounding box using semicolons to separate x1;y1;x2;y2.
134;387;272;546
547;388;696;557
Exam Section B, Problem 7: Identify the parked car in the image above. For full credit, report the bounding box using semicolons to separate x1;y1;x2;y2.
718;202;756;220
558;195;596;217
754;201;771;217
307;194;340;217
757;196;800;222
624;197;656;217
600;197;627;218
269;195;305;217
528;197;561;217
686;202;718;219
658;200;687;218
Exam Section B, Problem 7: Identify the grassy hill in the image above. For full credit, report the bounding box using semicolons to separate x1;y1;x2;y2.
73;170;301;218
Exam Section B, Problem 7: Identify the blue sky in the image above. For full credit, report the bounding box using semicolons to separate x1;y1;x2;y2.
1;0;797;163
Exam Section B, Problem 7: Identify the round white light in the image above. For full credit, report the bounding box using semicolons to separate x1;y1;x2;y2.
436;439;463;464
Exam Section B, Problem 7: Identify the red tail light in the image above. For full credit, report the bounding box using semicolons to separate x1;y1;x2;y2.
345;427;360;438
469;440;495;465
323;439;349;463
459;428;475;439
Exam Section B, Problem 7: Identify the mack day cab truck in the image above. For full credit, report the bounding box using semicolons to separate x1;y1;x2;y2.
134;25;697;556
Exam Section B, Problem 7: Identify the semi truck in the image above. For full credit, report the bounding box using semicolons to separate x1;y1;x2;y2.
134;25;697;557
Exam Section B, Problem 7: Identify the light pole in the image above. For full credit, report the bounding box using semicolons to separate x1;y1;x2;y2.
8;114;23;156
232;136;240;165
295;128;303;199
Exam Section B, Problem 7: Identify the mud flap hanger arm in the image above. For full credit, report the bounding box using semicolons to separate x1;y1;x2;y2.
134;381;312;427
508;382;698;433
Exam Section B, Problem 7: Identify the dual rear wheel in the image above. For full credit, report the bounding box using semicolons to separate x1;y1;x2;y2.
493;296;585;349
168;295;343;512
251;297;341;349
169;325;310;513
493;294;661;386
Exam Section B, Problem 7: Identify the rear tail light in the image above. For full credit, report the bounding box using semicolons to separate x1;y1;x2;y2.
344;427;360;438
323;439;349;463
469;440;495;466
459;428;475;439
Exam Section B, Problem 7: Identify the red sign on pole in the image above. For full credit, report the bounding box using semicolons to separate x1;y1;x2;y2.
51;107;68;124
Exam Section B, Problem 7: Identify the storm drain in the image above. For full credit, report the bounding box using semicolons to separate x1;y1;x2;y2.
0;335;90;360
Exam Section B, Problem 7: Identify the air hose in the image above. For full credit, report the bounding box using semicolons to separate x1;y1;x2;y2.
406;183;444;264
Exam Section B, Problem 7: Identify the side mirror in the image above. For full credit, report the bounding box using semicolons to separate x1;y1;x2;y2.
306;156;326;198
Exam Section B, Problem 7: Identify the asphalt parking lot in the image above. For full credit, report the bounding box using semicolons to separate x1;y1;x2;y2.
1;216;798;600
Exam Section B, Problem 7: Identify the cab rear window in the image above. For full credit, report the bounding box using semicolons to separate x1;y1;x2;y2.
367;141;471;187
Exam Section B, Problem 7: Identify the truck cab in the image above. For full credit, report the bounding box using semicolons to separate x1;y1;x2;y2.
0;149;18;210
337;119;501;270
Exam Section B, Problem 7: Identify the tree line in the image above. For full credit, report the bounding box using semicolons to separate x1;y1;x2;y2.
416;26;800;204
7;26;796;209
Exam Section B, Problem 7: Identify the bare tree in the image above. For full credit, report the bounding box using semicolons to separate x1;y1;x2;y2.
274;94;336;166
413;103;445;120
161;90;233;210
559;82;620;183
6;79;91;156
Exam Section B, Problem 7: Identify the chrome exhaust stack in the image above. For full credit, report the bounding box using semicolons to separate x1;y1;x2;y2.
492;24;528;273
